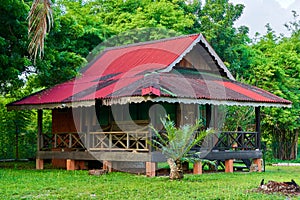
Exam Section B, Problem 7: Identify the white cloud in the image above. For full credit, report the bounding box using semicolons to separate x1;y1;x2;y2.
275;0;294;9
229;0;300;38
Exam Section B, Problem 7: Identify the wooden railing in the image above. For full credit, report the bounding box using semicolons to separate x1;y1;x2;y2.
212;131;259;151
53;132;86;149
39;133;52;150
39;131;259;152
39;132;86;150
88;131;149;151
39;131;149;152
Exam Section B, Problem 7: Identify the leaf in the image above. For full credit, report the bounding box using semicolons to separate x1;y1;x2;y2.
150;115;213;161
28;0;53;62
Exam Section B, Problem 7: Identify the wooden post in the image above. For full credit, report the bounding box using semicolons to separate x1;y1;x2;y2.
36;158;44;170
37;109;43;151
36;110;43;170
225;159;233;173
253;159;262;172
146;162;156;177
103;160;112;172
255;107;261;149
213;105;218;129
193;161;202;175
86;108;90;149
205;104;211;129
67;159;75;170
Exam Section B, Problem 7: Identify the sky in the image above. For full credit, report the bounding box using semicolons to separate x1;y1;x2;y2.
228;0;300;38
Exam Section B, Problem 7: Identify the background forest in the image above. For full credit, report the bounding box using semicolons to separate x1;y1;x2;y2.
0;0;299;161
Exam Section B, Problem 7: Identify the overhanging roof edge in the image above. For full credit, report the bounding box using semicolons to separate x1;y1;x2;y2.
7;96;292;110
102;96;292;108
6;100;96;111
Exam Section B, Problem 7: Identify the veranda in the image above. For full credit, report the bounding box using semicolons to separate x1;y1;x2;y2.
35;101;262;176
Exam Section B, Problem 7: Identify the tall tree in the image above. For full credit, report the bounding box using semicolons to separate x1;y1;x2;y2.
196;0;251;77
0;0;31;94
247;27;300;160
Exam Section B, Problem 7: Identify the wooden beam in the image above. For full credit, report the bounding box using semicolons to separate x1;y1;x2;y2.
150;151;167;162
255;107;261;149
37;151;153;162
202;150;262;160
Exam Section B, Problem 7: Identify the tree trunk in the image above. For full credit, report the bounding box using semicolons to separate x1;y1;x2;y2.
167;158;184;180
272;129;298;160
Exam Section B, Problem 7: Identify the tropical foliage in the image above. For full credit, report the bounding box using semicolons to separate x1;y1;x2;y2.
150;116;211;180
248;27;300;159
28;0;53;61
0;0;299;161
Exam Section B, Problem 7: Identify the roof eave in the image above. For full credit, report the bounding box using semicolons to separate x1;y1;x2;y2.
6;100;96;111
7;96;291;111
103;96;292;108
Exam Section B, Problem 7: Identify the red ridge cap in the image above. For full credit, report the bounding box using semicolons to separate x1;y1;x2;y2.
142;87;161;96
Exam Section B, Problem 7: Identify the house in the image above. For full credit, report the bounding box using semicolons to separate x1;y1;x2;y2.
7;33;291;176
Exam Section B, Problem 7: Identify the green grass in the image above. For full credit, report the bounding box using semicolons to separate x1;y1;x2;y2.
0;162;300;199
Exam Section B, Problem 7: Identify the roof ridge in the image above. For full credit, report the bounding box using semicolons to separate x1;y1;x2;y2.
101;33;201;52
80;33;201;74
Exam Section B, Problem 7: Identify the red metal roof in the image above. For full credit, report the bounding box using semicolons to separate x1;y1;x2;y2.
104;70;291;105
7;34;291;109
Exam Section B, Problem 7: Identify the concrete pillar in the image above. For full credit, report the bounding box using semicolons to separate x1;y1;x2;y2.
253;158;262;172
146;162;156;177
103;160;112;172
225;159;233;173
36;158;44;170
66;159;75;170
193;161;202;174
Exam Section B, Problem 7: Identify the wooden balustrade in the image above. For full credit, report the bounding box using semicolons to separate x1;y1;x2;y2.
213;131;259;151
39;131;149;152
39;131;258;152
89;131;149;151
40;133;52;150
53;132;86;149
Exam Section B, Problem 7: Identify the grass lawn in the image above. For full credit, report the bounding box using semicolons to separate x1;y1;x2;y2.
0;162;300;199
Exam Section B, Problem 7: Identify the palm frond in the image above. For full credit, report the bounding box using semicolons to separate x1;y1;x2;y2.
150;116;213;161
28;0;53;62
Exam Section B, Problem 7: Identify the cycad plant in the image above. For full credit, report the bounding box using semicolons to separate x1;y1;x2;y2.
150;116;212;180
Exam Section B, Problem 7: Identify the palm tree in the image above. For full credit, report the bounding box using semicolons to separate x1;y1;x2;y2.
28;0;53;61
150;116;212;180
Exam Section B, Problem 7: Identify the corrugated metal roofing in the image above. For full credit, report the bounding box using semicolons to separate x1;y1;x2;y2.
7;34;291;110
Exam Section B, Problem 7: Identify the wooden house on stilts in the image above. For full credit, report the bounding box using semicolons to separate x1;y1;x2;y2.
7;34;291;176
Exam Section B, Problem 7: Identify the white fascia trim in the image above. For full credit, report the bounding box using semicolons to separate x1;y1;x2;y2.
158;34;203;73
102;96;292;108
